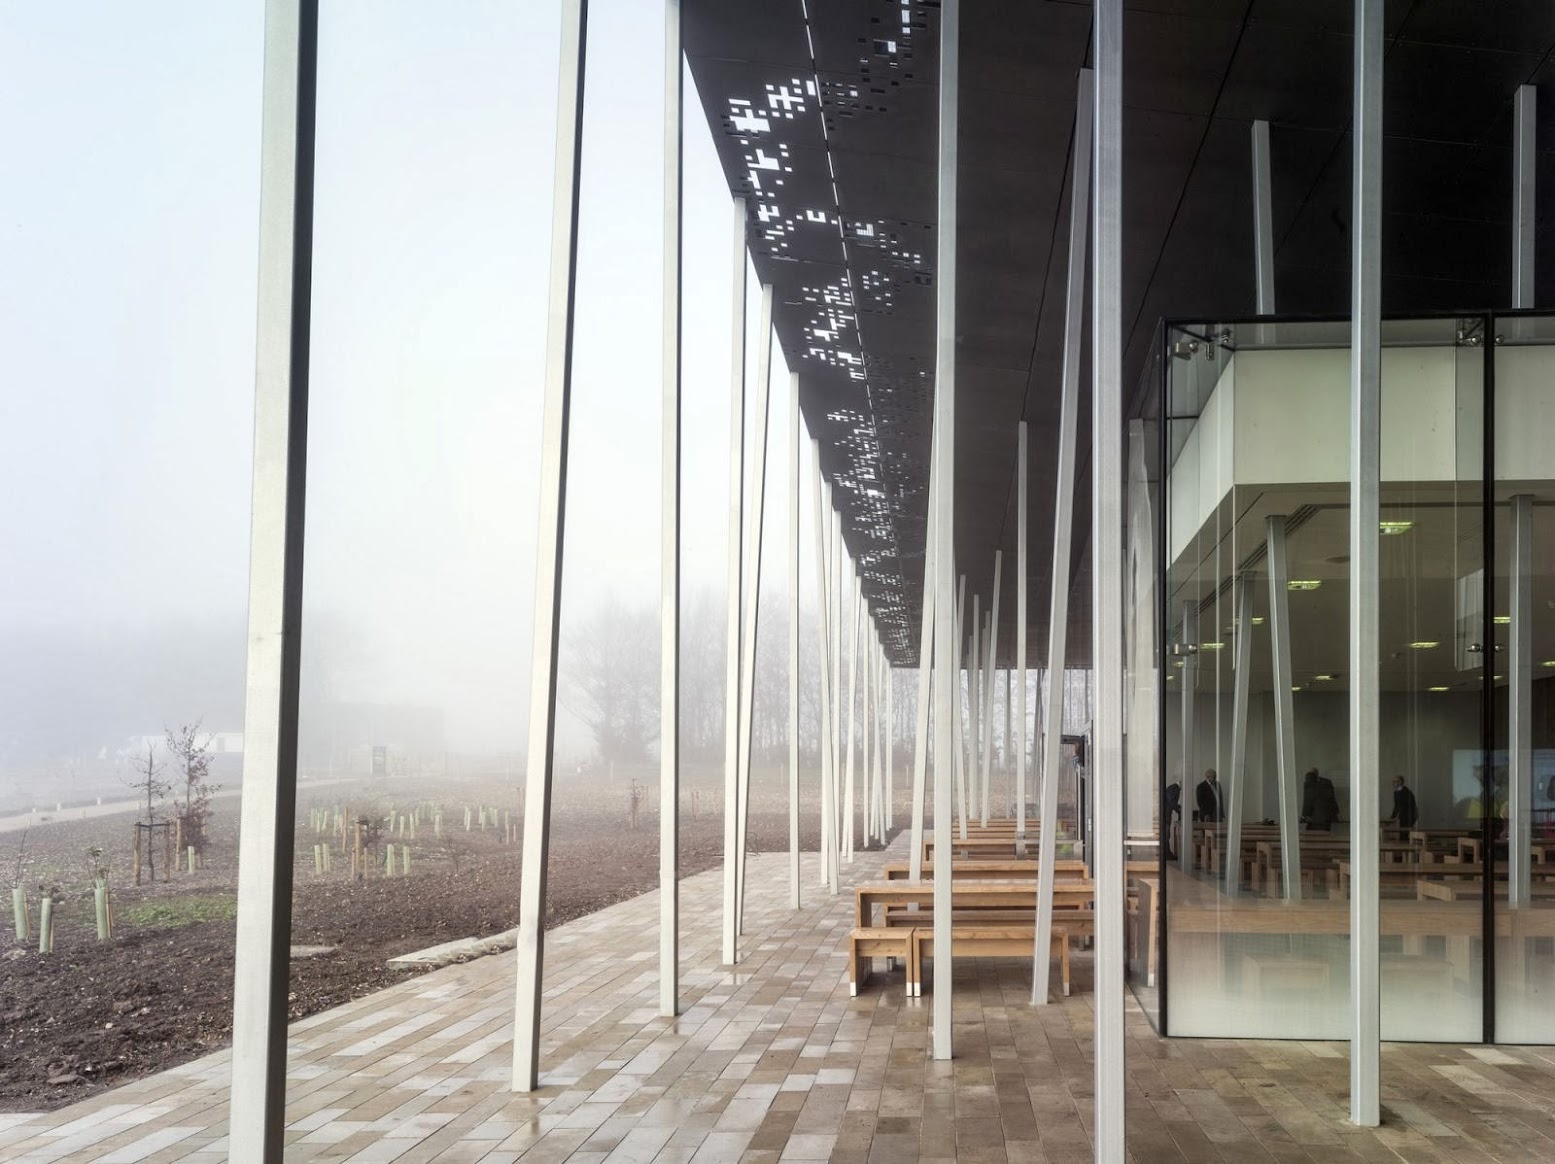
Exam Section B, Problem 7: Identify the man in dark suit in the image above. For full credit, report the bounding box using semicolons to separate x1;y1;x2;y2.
1386;775;1418;831
1195;768;1223;823
1301;767;1339;831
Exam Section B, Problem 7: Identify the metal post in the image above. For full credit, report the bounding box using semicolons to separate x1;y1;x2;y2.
658;0;683;1016
735;284;775;942
1017;423;1028;843
228;1;318;1152
1514;86;1536;309
1266;516;1301;900
719;196;748;968
1179;600;1196;873
788;376;802;910
512;0;589;1093
1349;0;1383;1127
982;553;1002;822
1092;5;1126;1152
931;0;960;1059
1252;119;1275;314
1509;494;1534;904
1225;576;1252;897
1033;66;1093;1007
813;454;839;895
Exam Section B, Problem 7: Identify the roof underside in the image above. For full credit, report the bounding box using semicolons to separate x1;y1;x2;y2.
682;0;1555;668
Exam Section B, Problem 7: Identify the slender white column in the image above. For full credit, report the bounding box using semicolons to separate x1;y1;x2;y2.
845;574;862;861
1179;601;1196;873
1017;424;1028;841
658;0;683;1015
1515;85;1537;309
1510;494;1534;904
1033;66;1093;1007
719;197;747;968
909;505;936;881
982;553;1002;822
832;514;844;859
734;284;775;943
512;0;590;1093
861;604;874;843
1225;576;1252;897
1266;516;1301;900
955;577;969;838
1252;119;1275;314
931;0;959;1058
788;377;802;910
1091;6;1126;1152
970;593;982;823
1349;0;1383;1127
885;641;895;832
813;456;838;895
229;1;318;1149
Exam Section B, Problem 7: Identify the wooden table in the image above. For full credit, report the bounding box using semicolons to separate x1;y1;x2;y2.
854;881;1095;928
1257;841;1415;895
1415;879;1555;903
885;859;1158;882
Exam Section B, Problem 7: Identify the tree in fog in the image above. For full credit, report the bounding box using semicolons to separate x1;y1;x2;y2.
125;743;169;880
563;599;659;768
165;722;218;853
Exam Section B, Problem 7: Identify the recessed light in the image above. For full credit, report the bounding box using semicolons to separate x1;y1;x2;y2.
1495;674;1505;682
1428;686;1450;692
1291;685;1303;692
1543;660;1555;668
1200;641;1224;651
1314;674;1334;682
1288;580;1322;591
1379;520;1414;535
1173;659;1185;668
1251;616;1265;625
1493;615;1511;625
1409;641;1440;650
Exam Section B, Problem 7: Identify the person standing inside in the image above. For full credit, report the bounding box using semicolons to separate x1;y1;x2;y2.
1163;781;1183;860
1195;768;1223;824
1385;774;1418;831
1301;767;1339;831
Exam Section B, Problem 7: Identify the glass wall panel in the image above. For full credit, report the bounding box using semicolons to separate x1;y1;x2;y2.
1492;313;1555;1042
1161;317;1485;1040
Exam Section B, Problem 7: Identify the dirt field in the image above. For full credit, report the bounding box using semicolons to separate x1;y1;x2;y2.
0;770;874;1113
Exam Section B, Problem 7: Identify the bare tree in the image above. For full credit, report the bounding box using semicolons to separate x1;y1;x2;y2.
563;598;659;767
125;743;169;881
165;721;219;854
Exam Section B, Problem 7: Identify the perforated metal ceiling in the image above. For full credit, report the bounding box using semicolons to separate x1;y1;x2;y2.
682;0;1555;669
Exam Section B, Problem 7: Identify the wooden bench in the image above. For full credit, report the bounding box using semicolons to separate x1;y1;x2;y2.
909;909;1096;997
848;927;916;996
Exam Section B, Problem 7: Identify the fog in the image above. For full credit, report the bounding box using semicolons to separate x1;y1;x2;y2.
0;0;827;803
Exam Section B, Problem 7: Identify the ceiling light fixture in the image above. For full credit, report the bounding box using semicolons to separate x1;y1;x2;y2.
1428;685;1450;692
1409;641;1440;650
1314;674;1334;682
1379;520;1414;535
1287;580;1322;591
1493;615;1511;625
1200;641;1224;651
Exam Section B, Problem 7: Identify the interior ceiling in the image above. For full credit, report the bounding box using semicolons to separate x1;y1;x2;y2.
681;0;1555;668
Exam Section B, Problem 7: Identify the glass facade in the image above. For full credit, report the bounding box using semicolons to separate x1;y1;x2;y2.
1135;313;1555;1043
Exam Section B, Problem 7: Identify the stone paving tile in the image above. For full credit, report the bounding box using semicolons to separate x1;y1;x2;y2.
4;842;1555;1161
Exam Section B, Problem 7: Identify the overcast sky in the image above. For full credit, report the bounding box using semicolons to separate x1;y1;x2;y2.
0;0;815;772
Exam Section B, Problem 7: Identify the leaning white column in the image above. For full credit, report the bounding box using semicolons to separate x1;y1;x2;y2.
1349;0;1383;1127
1178;600;1196;873
812;451;839;896
788;375;802;910
1265;516;1302;900
885;637;895;833
1514;85;1536;309
969;592;982;823
909;501;936;881
719;196;748;968
982;552;1002;822
1017;423;1029;845
658;0;684;1015
844;573;862;861
512;0;589;1093
1225;575;1253;897
1509;494;1534;904
735;284;775;942
229;1;319;1151
955;576;970;838
1252;118;1275;314
1091;5;1127;1152
1032;65;1093;1007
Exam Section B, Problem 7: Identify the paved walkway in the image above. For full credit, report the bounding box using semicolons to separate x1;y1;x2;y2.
3;838;1555;1162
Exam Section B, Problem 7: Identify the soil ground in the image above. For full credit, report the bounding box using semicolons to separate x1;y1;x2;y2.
0;770;891;1113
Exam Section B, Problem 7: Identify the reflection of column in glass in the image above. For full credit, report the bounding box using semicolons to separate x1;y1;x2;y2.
658;0;684;1014
1509;494;1534;904
1514;86;1536;310
1349;0;1384;1127
230;0;319;1142
1225;575;1253;897
1179;600;1197;874
1033;66;1092;1007
1251;119;1275;314
1126;419;1157;836
1266;515;1302;900
719;197;747;968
